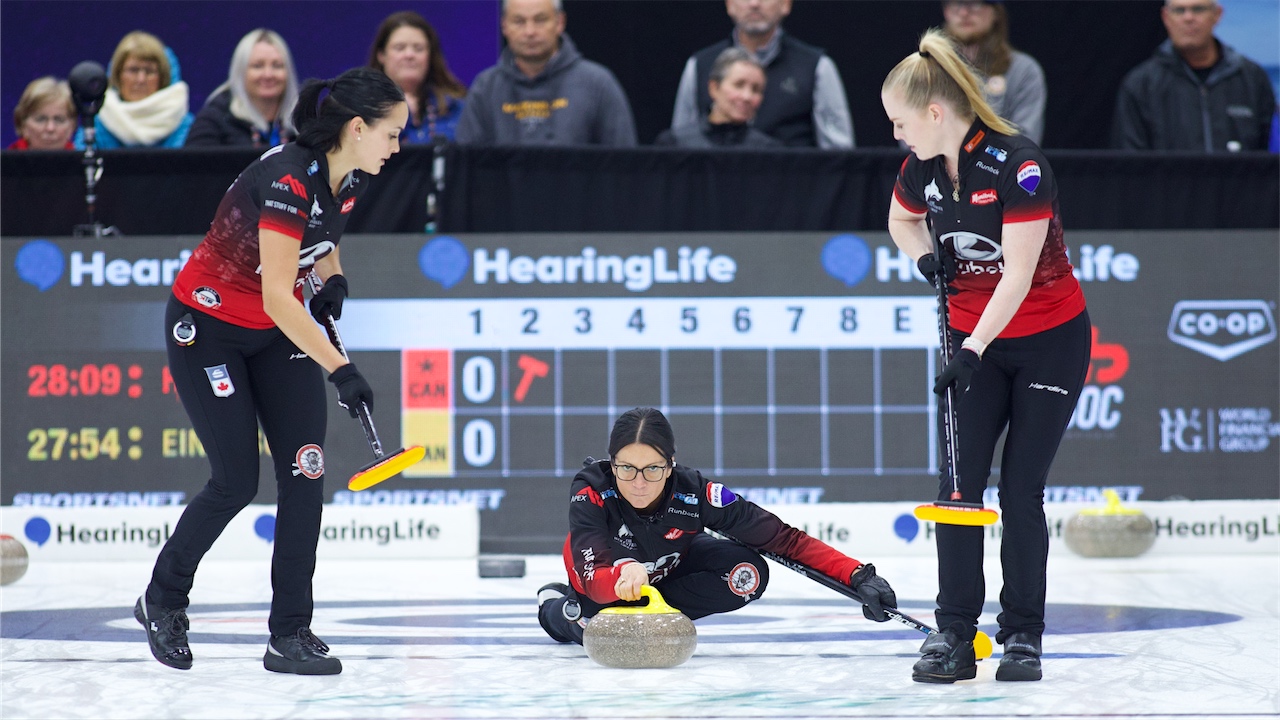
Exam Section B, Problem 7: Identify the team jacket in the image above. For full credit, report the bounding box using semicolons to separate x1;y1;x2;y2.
172;143;366;329
893;120;1085;338
564;459;862;604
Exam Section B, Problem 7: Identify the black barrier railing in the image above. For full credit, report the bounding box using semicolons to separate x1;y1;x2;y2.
3;145;1277;236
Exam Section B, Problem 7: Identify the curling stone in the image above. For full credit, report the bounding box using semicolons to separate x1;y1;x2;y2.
1;534;29;585
1063;489;1156;558
583;585;697;669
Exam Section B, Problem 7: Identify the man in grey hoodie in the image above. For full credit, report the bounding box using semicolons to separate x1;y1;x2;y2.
456;0;637;146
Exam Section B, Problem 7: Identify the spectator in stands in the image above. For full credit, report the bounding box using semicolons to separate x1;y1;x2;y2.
655;48;779;148
1112;0;1276;152
941;0;1045;144
455;0;636;146
671;0;852;148
368;11;467;144
9;77;76;150
76;31;193;149
186;29;298;147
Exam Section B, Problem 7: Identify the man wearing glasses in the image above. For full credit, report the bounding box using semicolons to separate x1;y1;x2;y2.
1112;0;1275;152
536;407;897;648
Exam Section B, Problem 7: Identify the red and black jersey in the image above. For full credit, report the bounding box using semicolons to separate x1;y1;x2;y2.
893;121;1085;338
564;459;863;604
172;143;366;329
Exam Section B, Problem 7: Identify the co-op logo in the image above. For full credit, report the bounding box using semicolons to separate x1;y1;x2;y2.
14;240;191;291
1167;300;1276;361
418;236;737;292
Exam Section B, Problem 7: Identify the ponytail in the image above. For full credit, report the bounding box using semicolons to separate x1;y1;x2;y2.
292;67;404;153
883;28;1017;136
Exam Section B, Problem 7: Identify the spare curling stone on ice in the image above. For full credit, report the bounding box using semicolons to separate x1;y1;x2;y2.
1;534;29;585
1063;489;1157;558
583;585;697;669
477;555;526;578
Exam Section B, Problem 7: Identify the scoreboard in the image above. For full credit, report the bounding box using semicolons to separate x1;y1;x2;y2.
3;231;1276;551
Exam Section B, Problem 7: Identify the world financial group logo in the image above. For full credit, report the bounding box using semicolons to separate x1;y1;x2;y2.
1167;300;1276;361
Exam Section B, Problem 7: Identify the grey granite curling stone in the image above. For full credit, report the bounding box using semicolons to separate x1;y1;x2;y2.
1;534;29;585
583;585;697;668
1063;489;1157;558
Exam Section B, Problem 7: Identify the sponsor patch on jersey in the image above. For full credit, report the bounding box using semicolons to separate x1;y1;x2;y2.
963;130;986;153
924;179;943;203
574;486;604;507
272;174;308;198
203;364;235;397
706;482;737;508
664;528;684;541
984;145;1008;162
1017;161;1042;194
341;197;356;214
192;286;221;309
970;189;999;206
726;562;761;599
307;160;319;176
673;492;699;505
292;444;324;479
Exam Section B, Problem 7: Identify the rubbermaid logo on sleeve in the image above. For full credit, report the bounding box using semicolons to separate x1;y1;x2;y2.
1167;300;1276;361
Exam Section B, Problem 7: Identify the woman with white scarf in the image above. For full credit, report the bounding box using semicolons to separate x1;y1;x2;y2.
75;31;193;149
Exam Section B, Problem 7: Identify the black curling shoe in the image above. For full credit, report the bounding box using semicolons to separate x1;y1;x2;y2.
912;627;977;683
134;596;193;670
996;632;1043;681
264;628;342;675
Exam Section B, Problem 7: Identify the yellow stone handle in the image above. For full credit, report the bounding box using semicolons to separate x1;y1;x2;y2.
1079;488;1144;516
597;585;679;615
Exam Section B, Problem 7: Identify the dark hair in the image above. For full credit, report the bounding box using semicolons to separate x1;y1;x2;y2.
945;2;1014;76
367;11;467;118
608;407;677;464
292;67;405;153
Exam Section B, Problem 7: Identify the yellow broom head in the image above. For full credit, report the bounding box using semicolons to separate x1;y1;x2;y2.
348;446;427;491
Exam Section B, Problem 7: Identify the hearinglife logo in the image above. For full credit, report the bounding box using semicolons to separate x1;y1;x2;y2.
418;236;736;292
1167;300;1276;361
13;239;192;291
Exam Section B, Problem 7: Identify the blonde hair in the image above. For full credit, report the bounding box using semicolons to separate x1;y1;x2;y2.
882;28;1017;136
109;31;172;91
210;28;299;134
13;76;74;134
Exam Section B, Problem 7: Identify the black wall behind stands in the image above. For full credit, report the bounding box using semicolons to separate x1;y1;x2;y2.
3;146;1277;237
562;0;1168;149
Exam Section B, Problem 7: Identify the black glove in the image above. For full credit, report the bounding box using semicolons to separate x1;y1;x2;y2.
933;348;981;398
328;363;372;418
308;274;348;323
917;252;958;292
850;563;897;622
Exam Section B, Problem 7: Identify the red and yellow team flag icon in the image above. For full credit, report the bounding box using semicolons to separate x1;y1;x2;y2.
402;350;452;476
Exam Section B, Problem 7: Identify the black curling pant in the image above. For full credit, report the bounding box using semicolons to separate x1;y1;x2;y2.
934;310;1090;642
148;296;327;637
540;533;770;645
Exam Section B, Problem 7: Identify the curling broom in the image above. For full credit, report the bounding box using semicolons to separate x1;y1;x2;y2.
914;240;999;528
714;531;993;659
306;271;425;491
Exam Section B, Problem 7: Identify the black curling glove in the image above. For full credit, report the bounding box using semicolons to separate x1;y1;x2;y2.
309;274;348;323
933;348;981;398
850;563;898;622
328;363;372;418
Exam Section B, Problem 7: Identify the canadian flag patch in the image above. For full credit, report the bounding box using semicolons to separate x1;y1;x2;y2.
204;364;235;397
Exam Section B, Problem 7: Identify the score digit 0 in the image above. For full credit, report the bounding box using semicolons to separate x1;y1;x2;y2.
460;356;496;467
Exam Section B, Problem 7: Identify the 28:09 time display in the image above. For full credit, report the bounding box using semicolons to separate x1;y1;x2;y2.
28;363;146;398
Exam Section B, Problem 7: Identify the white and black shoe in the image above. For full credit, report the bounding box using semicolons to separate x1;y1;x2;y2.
134;595;193;670
263;628;342;675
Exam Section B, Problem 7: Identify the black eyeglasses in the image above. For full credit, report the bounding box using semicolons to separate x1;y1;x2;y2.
611;462;669;482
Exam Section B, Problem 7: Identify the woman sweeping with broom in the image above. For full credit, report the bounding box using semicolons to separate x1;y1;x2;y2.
882;29;1090;684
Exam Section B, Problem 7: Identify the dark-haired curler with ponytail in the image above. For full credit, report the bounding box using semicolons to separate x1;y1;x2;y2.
138;67;409;676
